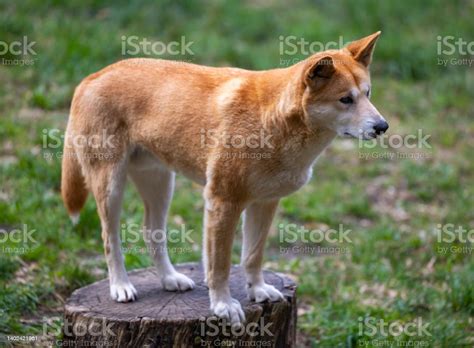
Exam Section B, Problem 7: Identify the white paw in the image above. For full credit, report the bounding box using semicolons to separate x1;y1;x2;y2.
162;272;195;291
110;282;137;302
248;282;284;303
212;298;246;326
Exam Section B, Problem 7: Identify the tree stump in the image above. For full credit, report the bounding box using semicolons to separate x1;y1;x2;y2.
63;263;297;347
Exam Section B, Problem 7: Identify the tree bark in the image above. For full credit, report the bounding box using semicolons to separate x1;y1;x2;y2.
63;263;297;348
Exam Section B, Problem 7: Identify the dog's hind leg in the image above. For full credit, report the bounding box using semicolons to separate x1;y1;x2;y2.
241;200;284;303
89;159;137;302
128;163;195;292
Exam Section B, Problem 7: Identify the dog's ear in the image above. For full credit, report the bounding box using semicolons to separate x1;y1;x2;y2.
346;31;381;67
305;56;335;88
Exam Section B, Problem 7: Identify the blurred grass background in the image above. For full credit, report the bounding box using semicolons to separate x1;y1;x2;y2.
0;0;473;346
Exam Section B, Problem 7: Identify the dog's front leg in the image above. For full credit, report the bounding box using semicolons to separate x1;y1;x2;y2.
204;190;245;326
242;200;285;302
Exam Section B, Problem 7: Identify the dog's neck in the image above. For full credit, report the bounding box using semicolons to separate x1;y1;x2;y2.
257;65;305;131
255;66;337;168
300;128;337;168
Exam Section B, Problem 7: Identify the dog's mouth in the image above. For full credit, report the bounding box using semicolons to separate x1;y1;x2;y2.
343;132;355;138
363;132;377;140
343;131;377;140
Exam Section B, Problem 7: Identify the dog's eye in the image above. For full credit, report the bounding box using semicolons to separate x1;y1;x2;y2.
339;96;353;104
366;89;370;97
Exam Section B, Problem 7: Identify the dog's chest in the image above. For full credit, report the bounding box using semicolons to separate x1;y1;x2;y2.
254;166;313;199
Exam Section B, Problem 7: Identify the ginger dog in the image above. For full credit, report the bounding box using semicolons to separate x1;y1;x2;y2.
61;32;388;325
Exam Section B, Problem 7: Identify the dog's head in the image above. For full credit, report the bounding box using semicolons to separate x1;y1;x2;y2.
301;31;388;140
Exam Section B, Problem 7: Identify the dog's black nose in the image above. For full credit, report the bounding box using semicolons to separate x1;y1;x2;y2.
373;120;389;135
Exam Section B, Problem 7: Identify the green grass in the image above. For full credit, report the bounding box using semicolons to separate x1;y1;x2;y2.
0;0;473;346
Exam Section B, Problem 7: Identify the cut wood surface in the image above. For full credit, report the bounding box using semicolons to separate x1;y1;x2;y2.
63;263;297;347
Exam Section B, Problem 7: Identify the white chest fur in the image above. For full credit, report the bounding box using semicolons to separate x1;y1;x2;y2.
249;129;336;200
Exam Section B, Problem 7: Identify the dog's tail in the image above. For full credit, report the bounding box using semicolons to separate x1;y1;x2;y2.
61;125;88;225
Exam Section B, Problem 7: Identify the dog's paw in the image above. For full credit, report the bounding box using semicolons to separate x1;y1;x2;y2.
161;272;195;291
248;282;284;303
110;282;137;302
211;298;246;326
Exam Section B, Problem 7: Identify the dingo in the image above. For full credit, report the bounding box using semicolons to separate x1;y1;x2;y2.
61;32;387;325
